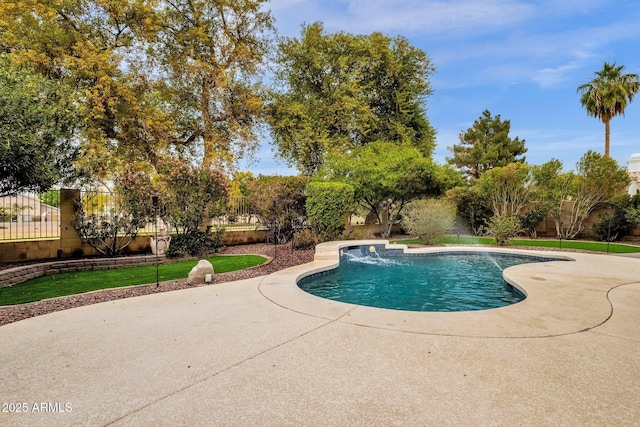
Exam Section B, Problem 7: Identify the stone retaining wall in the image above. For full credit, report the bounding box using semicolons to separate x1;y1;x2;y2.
0;255;169;288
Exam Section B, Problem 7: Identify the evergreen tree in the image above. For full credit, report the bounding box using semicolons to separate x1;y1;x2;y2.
447;110;527;180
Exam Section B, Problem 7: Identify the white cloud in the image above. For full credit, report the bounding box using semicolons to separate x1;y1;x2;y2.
533;62;583;88
268;0;539;37
330;0;536;35
428;15;640;91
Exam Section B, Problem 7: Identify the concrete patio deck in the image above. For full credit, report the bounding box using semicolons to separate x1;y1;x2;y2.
1;241;639;426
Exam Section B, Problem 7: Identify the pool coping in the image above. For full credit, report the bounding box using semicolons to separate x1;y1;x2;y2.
259;240;640;338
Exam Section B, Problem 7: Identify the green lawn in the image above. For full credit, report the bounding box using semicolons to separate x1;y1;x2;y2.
391;235;640;254
0;254;266;306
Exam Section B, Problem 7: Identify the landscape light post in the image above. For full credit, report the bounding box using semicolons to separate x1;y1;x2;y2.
272;200;277;259
152;194;159;287
470;201;476;245
558;221;563;250
607;203;613;254
290;202;296;254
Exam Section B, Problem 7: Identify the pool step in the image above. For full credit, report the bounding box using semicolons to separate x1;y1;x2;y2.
314;254;339;262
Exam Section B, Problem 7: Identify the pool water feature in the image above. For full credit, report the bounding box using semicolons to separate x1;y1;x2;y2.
298;251;554;312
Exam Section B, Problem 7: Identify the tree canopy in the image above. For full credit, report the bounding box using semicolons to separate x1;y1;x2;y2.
474;162;534;218
0;57;79;195
0;0;162;184
0;0;274;182
577;62;640;157
447;110;527;180
156;0;274;169
267;22;436;175
533;152;630;238
323;141;460;237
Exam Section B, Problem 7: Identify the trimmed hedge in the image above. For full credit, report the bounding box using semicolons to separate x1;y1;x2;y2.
306;181;354;241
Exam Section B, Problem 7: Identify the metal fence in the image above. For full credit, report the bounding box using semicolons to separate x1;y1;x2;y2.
210;196;261;229
0;190;62;240
78;189;159;235
79;192;260;232
0;190;259;242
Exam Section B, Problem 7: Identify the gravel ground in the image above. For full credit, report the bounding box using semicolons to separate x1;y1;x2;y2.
0;243;314;326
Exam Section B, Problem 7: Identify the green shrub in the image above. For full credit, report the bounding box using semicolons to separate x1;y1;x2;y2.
73;206;144;257
306;181;354;241
247;175;308;244
341;226;375;240
401;198;456;245
519;206;547;238
449;187;491;235
487;215;521;246
156;158;229;235
73;170;155;257
592;195;640;242
166;228;225;258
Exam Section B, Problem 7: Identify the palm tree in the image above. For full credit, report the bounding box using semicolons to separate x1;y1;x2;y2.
577;62;640;156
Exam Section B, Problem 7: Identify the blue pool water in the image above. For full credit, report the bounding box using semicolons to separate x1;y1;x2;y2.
298;252;551;312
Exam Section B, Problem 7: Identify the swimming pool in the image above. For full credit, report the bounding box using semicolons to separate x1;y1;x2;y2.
298;248;557;312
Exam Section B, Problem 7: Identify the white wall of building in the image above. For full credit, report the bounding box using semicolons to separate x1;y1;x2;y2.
628;153;640;196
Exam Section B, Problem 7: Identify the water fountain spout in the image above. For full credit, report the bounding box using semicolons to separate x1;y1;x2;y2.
368;245;382;259
483;253;503;271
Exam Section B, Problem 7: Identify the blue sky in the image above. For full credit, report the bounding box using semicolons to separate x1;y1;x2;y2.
241;0;640;175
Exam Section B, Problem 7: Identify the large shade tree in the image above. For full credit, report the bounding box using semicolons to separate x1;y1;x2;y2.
156;0;275;169
447;110;527;180
0;0;274;180
0;0;169;185
268;22;436;175
577;62;640;157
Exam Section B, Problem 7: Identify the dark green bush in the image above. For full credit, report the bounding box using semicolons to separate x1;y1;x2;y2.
593;213;618;242
306;181;355;242
519;206;547;238
592;195;640;242
451;188;492;236
166;228;225;258
247;175;308;244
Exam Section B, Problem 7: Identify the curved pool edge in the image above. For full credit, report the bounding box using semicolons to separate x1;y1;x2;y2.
258;240;640;338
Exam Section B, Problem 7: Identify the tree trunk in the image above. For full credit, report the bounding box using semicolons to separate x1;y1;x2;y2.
604;119;611;157
364;209;378;225
202;76;213;169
